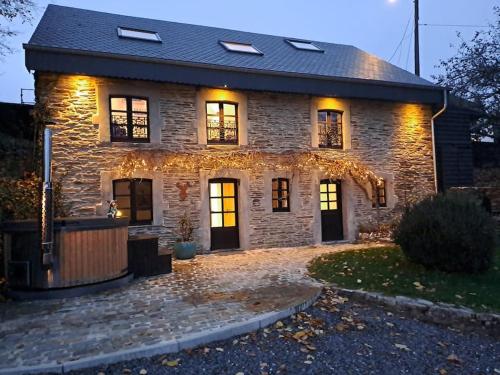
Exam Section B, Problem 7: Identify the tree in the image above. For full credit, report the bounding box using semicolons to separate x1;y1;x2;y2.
0;0;35;56
433;6;499;142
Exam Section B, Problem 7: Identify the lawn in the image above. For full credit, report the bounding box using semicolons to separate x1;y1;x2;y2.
308;246;500;312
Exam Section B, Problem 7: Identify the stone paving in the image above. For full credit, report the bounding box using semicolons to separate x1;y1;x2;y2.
0;242;379;372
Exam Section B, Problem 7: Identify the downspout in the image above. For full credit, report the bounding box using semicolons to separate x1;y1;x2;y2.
431;89;448;193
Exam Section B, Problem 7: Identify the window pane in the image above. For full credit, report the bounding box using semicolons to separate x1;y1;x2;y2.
329;193;336;201
115;196;131;209
272;200;278;209
210;183;221;197
320;193;328;202
328;184;336;192
282;199;288;208
111;97;127;111
223;213;236;227
210;198;222;212
329;202;338;210
272;179;278;190
320;202;328;211
221;41;261;54
318;111;327;122
119;28;160;41
320;184;327;193
281;179;288;190
223;103;236;116
282;191;288;198
114;180;130;195
132;98;147;112
135;195;152;209
207;103;220;116
223;183;235;197
135;180;151;195
272;191;279;199
136;209;152;221
223;197;235;212
211;213;223;227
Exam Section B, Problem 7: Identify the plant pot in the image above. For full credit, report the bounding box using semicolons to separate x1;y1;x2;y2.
173;241;197;260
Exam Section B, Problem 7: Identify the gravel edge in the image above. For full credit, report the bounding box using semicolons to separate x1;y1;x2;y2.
332;285;500;337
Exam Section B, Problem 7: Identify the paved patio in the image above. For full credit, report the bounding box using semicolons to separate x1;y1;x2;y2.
0;242;379;373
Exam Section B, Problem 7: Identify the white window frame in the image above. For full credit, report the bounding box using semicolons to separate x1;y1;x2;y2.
286;39;323;52
219;41;263;55
117;27;162;42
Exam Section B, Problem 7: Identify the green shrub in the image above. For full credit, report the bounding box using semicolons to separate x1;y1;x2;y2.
394;192;496;273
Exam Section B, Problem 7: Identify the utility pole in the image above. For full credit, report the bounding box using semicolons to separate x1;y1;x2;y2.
414;0;420;76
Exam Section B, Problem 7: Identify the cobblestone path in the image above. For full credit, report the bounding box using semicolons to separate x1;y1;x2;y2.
0;243;376;371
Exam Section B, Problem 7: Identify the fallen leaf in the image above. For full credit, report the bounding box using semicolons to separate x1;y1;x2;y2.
455;294;463;300
122;369;132;374
395;343;410;351
335;323;348;332
139;369;147;375
203;347;210;353
293;330;307;340
439;369;448;375
386;322;395;328
162;359;179;367
216;347;224;352
493;369;500;374
446;354;462;364
235;372;244;375
357;279;362;284
275;321;284;329
304;360;312;364
413;281;425;291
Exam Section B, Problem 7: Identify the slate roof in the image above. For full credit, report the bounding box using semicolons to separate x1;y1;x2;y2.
26;5;437;89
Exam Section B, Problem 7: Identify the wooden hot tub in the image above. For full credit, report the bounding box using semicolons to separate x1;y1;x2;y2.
3;217;129;292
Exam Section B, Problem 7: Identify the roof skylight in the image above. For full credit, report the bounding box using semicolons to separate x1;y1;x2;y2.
286;39;322;52
220;41;263;55
117;27;161;42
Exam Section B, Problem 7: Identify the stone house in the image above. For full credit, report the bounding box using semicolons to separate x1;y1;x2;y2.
24;5;446;252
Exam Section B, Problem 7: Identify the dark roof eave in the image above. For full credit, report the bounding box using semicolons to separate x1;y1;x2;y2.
24;44;444;104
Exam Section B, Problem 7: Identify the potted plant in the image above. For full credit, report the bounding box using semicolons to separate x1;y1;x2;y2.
173;212;196;259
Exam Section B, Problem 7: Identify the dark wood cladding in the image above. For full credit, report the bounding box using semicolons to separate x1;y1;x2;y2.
54;226;128;287
435;105;476;191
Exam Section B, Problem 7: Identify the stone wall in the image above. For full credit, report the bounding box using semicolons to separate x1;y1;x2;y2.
36;72;435;251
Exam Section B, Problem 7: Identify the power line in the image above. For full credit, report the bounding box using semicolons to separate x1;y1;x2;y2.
420;23;488;28
389;9;413;62
405;22;414;71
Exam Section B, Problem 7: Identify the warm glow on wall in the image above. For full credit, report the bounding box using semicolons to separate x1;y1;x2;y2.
316;97;345;110
69;75;92;97
401;103;424;131
206;88;235;102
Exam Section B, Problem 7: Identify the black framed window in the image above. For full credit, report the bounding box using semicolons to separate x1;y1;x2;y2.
113;179;153;225
372;180;387;208
206;102;238;144
110;96;150;142
272;178;290;212
318;110;343;148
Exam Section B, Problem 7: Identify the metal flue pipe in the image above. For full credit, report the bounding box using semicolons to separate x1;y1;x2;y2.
41;128;54;267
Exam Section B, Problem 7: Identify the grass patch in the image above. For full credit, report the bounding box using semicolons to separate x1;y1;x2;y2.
308;246;500;312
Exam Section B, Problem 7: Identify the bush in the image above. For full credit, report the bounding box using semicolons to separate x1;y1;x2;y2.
394;192;496;273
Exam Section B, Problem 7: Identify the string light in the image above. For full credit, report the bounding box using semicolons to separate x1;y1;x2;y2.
118;151;383;199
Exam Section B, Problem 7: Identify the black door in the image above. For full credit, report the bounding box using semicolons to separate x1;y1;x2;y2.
320;179;344;241
209;178;240;250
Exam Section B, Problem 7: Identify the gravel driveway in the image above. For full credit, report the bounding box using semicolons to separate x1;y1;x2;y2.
69;288;500;375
